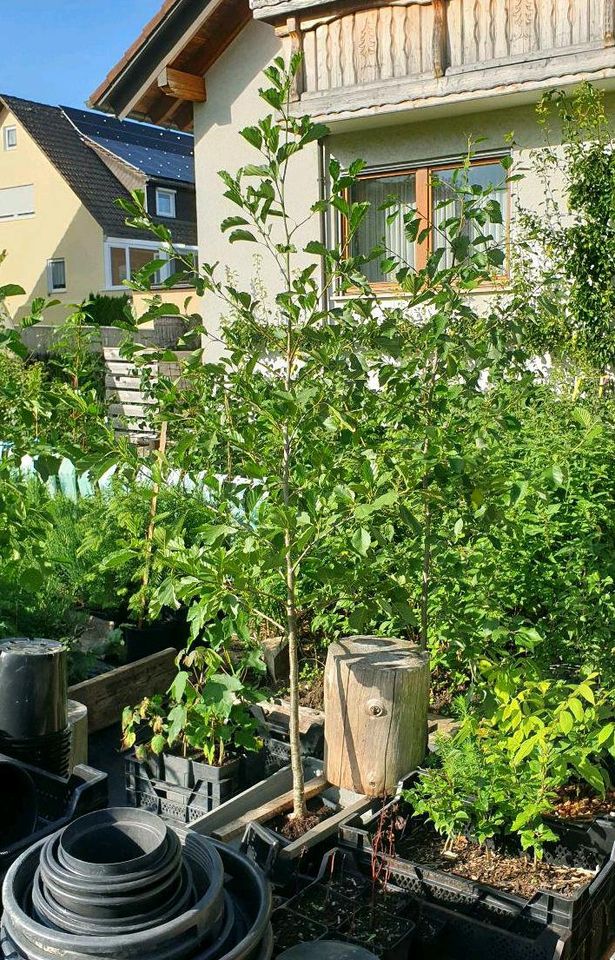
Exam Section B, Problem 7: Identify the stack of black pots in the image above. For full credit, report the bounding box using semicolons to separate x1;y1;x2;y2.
1;808;273;960
0;640;70;777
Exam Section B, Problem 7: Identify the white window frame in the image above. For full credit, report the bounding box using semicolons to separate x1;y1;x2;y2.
155;188;176;218
3;126;17;151
104;238;197;291
47;258;66;293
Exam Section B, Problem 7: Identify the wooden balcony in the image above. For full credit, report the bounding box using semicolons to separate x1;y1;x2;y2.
251;0;615;123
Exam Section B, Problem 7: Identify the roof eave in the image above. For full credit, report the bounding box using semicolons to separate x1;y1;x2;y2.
88;0;211;119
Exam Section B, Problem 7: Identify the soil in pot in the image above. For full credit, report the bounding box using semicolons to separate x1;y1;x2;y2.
269;798;335;841
398;822;594;899
343;904;414;959
552;781;615;820
272;910;327;952
291;883;360;929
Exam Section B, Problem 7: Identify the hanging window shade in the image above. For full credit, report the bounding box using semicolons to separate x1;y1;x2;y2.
432;162;507;270
0;184;34;220
350;173;417;282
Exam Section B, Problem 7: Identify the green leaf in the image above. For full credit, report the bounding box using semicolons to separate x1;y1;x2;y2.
229;229;257;244
352;528;371;556
559;710;573;735
577;683;596;705
150;734;166;755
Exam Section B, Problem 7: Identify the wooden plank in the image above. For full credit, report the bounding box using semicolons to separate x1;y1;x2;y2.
109;403;152;418
105;362;140;376
432;0;448;77
108;391;156;405
69;648;177;733
105;375;149;389
157;66;207;102
103;347;157;361
213;775;328;842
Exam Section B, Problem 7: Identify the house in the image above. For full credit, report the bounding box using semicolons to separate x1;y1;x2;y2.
0;95;197;323
89;0;615;348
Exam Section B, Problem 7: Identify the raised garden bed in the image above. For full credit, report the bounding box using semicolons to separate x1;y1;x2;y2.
68;647;177;733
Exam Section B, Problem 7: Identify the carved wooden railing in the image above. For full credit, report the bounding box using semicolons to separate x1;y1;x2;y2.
253;0;615;117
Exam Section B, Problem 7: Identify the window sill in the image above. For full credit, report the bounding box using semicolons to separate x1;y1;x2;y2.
334;277;510;299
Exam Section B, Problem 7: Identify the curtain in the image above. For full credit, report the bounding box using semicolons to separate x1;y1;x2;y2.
351;173;417;282
432;162;507;270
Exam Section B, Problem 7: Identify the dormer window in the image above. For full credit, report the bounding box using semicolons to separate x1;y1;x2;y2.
3;126;17;151
156;187;176;218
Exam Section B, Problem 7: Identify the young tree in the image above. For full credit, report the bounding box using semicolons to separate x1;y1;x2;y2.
122;56;401;819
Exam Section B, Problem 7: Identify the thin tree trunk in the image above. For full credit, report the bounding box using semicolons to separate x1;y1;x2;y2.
419;350;439;651
285;510;307;819
420;459;431;652
139;420;168;628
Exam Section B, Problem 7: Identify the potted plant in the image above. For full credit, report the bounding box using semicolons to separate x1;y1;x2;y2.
122;632;265;820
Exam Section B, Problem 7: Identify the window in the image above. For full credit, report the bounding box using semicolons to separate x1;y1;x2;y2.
351;172;417;283
47;259;66;292
3;126;17;151
348;157;509;287
0;184;34;220
432;162;507;271
157;251;197;285
155;188;176;218
107;244;158;287
105;239;198;290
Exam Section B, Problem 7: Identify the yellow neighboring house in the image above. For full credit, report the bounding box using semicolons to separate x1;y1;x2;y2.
0;95;197;323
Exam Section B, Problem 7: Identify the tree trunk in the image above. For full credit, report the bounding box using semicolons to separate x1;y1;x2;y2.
324;635;430;796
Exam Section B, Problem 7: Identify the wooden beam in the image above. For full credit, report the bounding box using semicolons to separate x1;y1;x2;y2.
287;17;305;100
148;93;188;127
213;775;328;842
157;66;206;102
605;0;615;46
69;648;177;733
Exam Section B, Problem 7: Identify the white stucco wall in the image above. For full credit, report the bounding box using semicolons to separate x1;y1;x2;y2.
193;20;321;357
193;21;615;341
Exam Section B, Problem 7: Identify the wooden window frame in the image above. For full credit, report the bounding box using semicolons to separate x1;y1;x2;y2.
341;154;510;294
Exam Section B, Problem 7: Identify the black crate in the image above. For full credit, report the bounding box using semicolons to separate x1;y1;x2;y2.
339;798;615;939
0;756;108;883
124;756;238;823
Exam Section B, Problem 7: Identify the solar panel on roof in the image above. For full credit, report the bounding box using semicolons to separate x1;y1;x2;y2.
61;105;194;184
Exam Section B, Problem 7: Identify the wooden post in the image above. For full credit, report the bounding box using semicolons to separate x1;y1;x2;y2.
324;636;429;796
432;0;448;79
605;0;615;45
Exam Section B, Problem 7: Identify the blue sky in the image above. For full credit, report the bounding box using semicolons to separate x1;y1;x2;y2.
0;0;162;108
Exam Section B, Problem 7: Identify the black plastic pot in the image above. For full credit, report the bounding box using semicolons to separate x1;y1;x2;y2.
0;761;37;846
0;756;108;910
276;941;380;960
122;619;190;663
1;808;272;960
0;639;69;777
0;639;67;738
